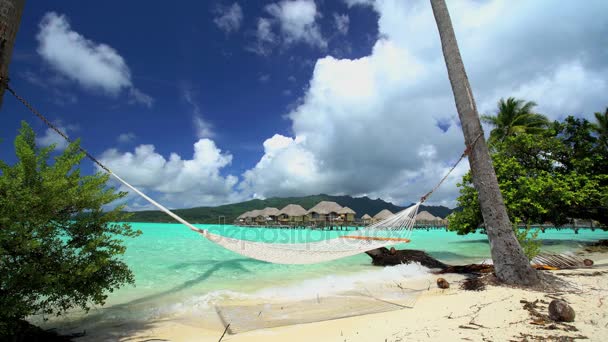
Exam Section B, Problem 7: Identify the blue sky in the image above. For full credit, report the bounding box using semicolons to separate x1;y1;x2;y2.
1;0;607;209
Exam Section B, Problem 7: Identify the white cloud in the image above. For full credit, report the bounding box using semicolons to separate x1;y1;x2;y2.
266;0;326;48
182;86;215;138
333;13;349;35
248;18;278;56
96;0;607;209
36;122;76;150
128;88;154;107
241;134;324;197
193;116;215;139
240;0;608;206
100;140;241;208
117;132;136;143
249;0;326;55
37;128;69;150
36;12;153;106
213;3;244;34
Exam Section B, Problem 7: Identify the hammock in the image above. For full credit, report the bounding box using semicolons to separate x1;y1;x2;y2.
7;84;467;265
115;173;419;264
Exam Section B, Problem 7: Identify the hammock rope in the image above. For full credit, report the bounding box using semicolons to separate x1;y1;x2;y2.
5;82;476;264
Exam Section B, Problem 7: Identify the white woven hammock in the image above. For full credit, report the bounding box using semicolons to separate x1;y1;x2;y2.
114;172;420;264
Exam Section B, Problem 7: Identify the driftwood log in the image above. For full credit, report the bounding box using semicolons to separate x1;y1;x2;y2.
365;248;499;274
365;247;449;269
364;248;587;274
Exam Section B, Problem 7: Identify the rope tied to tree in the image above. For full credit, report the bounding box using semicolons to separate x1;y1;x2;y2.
3;80;112;174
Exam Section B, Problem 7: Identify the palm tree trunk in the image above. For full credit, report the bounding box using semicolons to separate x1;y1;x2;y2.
430;0;539;286
0;0;26;108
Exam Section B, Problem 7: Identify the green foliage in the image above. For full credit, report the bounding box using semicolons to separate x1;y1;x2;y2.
592;107;608;148
451;114;608;234
514;223;541;260
481;97;549;144
125;194;453;224
0;122;140;333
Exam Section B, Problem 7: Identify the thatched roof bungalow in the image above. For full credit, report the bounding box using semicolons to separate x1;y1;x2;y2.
278;204;307;222
247;209;262;218
307;201;343;222
236;211;251;223
415;211;440;222
361;213;372;224
261;207;280;217
338;207;356;215
239;209;262;224
307;201;343;214
338;206;356;223
260;207;280;223
373;209;394;222
280;204;308;216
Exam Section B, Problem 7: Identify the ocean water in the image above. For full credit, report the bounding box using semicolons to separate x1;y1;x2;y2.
39;223;608;329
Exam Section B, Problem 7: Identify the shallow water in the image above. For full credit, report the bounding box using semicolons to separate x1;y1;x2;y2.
38;223;608;329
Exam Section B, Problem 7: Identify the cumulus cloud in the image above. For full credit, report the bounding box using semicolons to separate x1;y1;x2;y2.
266;0;326;48
97;0;607;209
249;0;326;55
241;0;608;206
100;140;241;208
213;3;243;34
36;12;153;106
333;13;349;35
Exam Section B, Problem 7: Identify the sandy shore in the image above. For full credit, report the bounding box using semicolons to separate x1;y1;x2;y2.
75;252;608;342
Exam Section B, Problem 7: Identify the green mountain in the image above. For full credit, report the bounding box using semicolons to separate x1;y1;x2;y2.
124;194;454;224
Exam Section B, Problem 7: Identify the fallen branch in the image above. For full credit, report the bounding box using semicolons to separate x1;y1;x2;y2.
458;325;478;330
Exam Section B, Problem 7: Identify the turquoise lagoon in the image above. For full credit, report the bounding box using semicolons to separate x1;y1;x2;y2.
42;223;608;328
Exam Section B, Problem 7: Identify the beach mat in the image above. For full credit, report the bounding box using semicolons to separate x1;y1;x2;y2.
216;292;418;334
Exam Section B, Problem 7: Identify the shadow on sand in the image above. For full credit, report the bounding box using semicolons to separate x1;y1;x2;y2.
45;258;265;340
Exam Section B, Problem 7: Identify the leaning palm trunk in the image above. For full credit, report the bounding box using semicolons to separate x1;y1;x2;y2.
430;0;539;286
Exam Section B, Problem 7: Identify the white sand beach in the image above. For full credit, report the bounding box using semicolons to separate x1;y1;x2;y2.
72;252;608;342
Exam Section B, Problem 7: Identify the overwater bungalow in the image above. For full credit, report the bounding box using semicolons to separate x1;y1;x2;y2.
261;207;280;224
373;209;394;223
278;204;308;224
361;214;372;225
236;211;251;224
307;201;343;223
338;206;356;225
246;209;263;224
415;211;441;225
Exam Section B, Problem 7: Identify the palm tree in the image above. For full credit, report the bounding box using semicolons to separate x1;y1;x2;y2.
481;98;549;144
593;107;608;146
430;0;539;286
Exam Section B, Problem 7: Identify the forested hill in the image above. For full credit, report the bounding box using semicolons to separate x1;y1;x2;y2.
124;194;454;224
